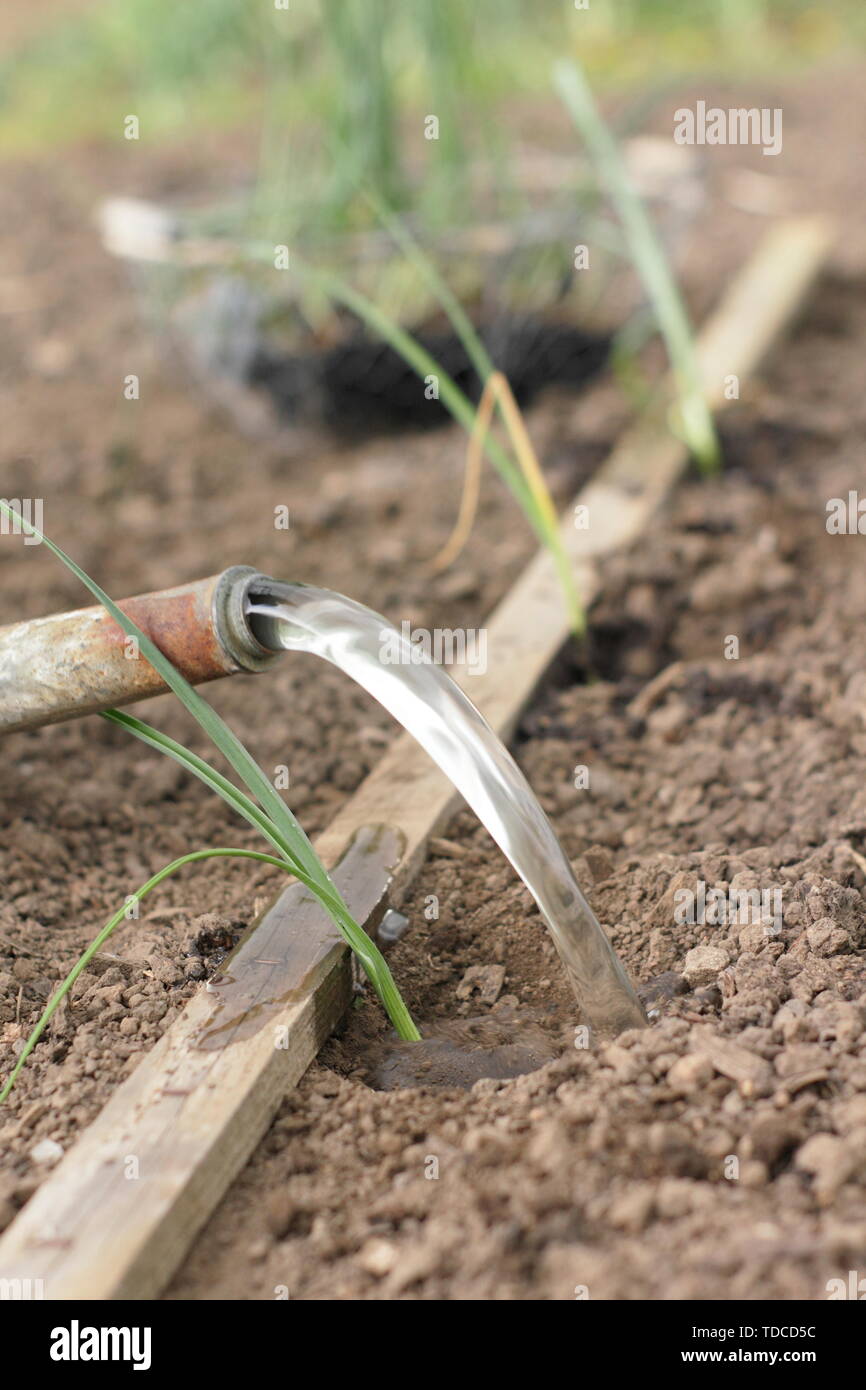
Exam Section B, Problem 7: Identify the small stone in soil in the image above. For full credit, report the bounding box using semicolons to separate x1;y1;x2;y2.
456;964;506;1004
683;945;729;987
357;1238;398;1277
378;909;410;945
30;1138;63;1166
428;837;467;859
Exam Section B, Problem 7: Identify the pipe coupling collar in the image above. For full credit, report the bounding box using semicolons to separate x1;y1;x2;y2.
213;567;282;673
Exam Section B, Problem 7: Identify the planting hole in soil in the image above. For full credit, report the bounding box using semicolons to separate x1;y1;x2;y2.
360;1006;561;1093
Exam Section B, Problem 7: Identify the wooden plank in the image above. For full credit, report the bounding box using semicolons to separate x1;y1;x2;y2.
0;217;832;1300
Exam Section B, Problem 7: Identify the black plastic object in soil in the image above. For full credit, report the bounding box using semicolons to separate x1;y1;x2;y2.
171;274;611;439
249;312;611;435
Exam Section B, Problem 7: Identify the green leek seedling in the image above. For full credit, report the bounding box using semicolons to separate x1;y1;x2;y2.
0;500;420;1102
554;59;721;473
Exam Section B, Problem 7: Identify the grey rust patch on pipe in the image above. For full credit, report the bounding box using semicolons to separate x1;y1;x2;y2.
193;824;406;1051
0;566;279;735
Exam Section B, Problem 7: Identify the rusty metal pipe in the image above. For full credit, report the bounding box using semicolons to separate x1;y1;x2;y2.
0;566;280;735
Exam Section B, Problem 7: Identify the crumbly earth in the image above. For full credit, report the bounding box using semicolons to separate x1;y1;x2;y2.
167;274;866;1301
2;66;866;1299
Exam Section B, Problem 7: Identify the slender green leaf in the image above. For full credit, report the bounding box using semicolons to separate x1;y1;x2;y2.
361;188;495;382
553;59;721;473
306;265;530;506
1;847;291;1103
301;264;584;632
100;710;412;1015
368;203;588;633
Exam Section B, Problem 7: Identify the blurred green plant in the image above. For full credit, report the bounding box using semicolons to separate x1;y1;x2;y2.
555;59;720;472
2;0;862;158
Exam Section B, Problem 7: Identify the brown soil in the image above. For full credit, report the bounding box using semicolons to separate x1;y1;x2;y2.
2;65;866;1300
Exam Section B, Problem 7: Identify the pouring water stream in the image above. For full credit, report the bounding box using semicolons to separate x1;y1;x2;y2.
246;580;646;1036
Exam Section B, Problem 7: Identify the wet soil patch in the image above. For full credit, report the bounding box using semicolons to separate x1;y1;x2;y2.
360;1005;562;1092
